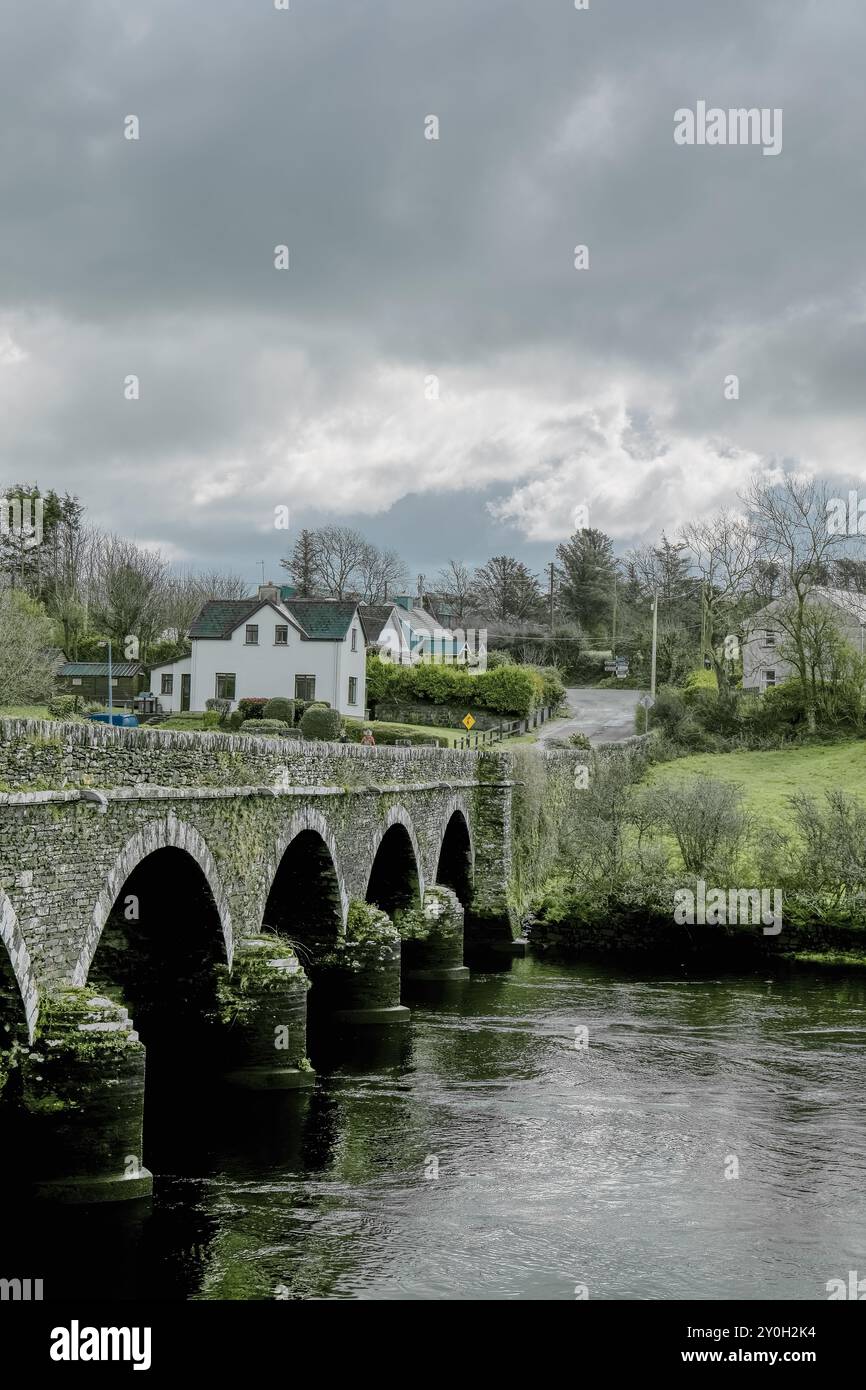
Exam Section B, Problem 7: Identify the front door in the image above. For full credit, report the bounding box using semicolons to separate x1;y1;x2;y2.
181;674;191;711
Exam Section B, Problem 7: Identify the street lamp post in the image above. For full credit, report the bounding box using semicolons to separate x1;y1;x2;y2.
98;640;113;723
650;589;659;700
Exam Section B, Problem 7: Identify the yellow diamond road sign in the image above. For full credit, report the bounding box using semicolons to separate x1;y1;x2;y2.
462;713;476;730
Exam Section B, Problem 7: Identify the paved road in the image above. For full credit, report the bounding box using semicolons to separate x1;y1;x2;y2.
537;686;647;746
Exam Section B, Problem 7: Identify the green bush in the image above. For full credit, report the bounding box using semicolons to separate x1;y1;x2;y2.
228;710;244;731
264;697;295;724
206;697;234;723
237;698;269;720
202;710;222;729
48;694;81;718
475;664;542;716
538;665;567;710
240;718;289;735
299;705;342;741
682;667;718;705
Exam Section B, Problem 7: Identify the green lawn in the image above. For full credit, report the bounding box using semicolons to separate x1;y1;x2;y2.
0;705;51;719
647;741;866;829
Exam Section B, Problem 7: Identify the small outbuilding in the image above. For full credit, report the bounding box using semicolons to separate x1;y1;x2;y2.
55;661;147;704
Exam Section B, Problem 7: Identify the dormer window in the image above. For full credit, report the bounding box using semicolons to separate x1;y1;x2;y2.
245;624;259;645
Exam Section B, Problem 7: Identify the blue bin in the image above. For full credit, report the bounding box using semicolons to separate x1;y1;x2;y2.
88;713;139;727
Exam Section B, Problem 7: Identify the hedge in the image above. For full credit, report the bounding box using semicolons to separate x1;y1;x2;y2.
264;697;295;723
237;697;269;720
366;656;557;718
299;705;342;741
240;718;290;734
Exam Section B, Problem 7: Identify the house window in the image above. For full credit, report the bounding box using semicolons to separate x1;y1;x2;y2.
351;628;357;652
72;678;82;686
763;669;776;690
764;630;776;648
275;625;288;645
161;674;174;696
216;673;236;700
295;675;316;701
348;676;358;705
245;625;259;645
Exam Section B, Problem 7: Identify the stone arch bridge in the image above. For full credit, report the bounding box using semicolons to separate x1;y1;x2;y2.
0;720;516;1202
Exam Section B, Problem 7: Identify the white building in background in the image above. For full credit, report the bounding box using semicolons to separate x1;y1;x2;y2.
148;583;366;716
742;587;866;692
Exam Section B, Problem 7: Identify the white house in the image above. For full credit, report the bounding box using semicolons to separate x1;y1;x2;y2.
742;587;866;692
359;594;483;667
148;583;366;716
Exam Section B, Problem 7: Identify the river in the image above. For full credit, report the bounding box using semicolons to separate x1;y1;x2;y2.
17;957;866;1301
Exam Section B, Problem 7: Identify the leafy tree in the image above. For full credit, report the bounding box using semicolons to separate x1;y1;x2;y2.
473;555;541;621
0;590;58;705
282;529;319;597
556;528;616;634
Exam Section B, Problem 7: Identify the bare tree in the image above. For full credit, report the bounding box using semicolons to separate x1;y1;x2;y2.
435;559;476;625
743;475;853;730
161;567;252;638
356;543;408;604
90;535;169;655
311;526;368;599
681;509;758;705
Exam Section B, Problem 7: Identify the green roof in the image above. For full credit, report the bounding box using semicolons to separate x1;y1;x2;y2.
59;662;144;677
189;597;357;642
284;599;357;640
188;599;268;639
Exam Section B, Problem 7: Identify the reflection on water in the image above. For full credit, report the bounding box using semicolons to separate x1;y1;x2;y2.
10;958;866;1301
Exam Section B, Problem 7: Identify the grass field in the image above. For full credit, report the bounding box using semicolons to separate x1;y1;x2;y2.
647;740;866;829
0;705;51;719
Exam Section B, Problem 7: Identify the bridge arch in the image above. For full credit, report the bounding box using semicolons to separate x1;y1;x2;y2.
365;805;424;917
0;889;38;1041
261;808;348;956
74;815;233;986
434;800;475;908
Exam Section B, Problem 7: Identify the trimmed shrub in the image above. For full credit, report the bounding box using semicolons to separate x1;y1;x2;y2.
240;718;289;735
264;697;295;724
299;705;342;741
475;664;542;717
229;710;244;731
237;697;269;720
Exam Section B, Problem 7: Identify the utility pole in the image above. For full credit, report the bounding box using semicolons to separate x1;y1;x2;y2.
611;575;618;657
650;588;659;699
547;562;556;635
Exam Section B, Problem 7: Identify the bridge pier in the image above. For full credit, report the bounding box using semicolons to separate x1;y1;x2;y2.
20;989;153;1204
398;886;470;982
310;901;410;1027
219;937;315;1090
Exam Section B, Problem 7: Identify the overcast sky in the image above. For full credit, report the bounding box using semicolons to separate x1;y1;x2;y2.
2;0;864;588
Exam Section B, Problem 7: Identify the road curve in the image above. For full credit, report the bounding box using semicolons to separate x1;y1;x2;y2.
536;686;647;747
